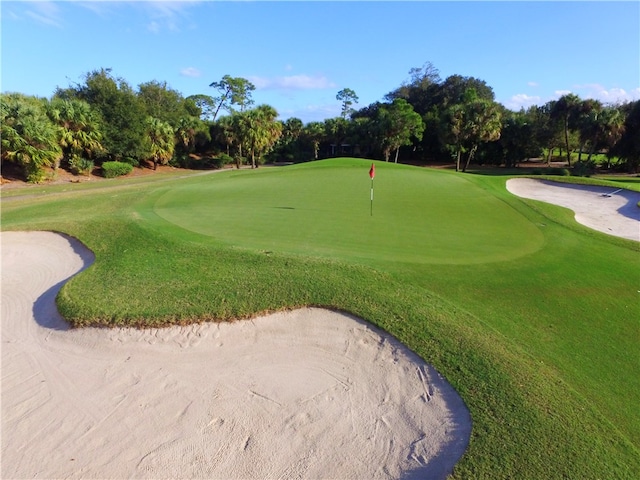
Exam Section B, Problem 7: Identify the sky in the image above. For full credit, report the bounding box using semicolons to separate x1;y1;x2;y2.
2;1;639;123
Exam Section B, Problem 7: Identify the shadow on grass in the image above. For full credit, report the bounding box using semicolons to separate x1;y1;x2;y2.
32;232;95;331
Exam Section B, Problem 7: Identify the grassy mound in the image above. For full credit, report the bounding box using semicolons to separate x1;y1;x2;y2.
2;158;638;478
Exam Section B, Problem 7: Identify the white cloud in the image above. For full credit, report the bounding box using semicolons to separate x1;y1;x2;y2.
504;94;542;111
140;0;200;33
147;21;160;33
573;83;640;105
248;74;337;91
527;81;539;87
76;1;114;17
503;83;640;111
24;1;62;28
144;1;200;17
180;67;202;78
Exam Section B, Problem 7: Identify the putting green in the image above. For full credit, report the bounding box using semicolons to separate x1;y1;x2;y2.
153;159;544;265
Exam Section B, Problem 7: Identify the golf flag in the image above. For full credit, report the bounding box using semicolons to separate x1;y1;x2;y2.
369;163;375;216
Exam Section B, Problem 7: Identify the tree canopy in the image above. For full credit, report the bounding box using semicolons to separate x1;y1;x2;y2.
3;63;638;182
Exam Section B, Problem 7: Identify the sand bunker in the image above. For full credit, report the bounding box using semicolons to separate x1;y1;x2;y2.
1;231;471;479
507;178;640;242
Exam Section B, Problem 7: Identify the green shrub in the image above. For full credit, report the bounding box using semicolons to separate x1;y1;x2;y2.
205;154;232;169
218;153;233;166
101;161;133;178
69;155;94;176
25;164;47;183
169;154;191;168
572;160;595;177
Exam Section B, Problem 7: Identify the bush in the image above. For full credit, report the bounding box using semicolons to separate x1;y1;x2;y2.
25;164;47;184
205;154;233;169
218;153;234;166
101;161;133;178
69;155;94;176
169;154;191;169
572;160;596;177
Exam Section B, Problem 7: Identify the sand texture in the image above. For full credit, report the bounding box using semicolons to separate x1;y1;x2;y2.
1;231;471;479
507;178;640;242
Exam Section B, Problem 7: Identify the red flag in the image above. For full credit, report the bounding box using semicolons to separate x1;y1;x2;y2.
369;163;375;179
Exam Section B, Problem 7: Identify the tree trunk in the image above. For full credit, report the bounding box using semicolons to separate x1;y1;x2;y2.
462;146;477;173
578;140;587;163
587;132;598;162
455;150;461;172
564;118;571;166
394;147;400;163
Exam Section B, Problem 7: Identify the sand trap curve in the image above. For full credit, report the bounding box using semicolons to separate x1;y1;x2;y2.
1;231;471;480
507;178;640;242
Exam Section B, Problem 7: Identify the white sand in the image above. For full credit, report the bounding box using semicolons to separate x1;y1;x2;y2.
507;178;640;242
1;231;471;479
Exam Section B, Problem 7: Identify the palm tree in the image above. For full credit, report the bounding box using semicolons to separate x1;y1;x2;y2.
214;115;237;158
145;117;175;170
574;99;603;163
303;122;325;160
323;117;349;156
1;93;62;182
175;116;210;155
47;97;104;169
551;93;582;166
440;90;502;172
611;101;640;172
241;105;282;168
594;106;625;168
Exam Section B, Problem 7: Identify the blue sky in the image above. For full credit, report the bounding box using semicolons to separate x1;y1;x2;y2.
2;1;639;123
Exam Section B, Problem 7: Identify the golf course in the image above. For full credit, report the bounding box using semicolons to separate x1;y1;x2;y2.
2;158;639;478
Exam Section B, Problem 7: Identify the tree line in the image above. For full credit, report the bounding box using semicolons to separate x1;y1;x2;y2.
2;63;639;183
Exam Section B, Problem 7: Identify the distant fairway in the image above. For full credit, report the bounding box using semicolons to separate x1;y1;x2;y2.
154;158;544;264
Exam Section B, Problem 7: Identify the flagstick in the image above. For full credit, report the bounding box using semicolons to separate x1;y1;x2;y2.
370;177;374;216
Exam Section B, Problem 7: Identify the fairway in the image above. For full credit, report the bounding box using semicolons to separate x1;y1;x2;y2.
154;159;544;265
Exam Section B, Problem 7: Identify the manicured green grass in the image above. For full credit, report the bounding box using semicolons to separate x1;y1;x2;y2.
153;159;543;264
2;158;638;478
